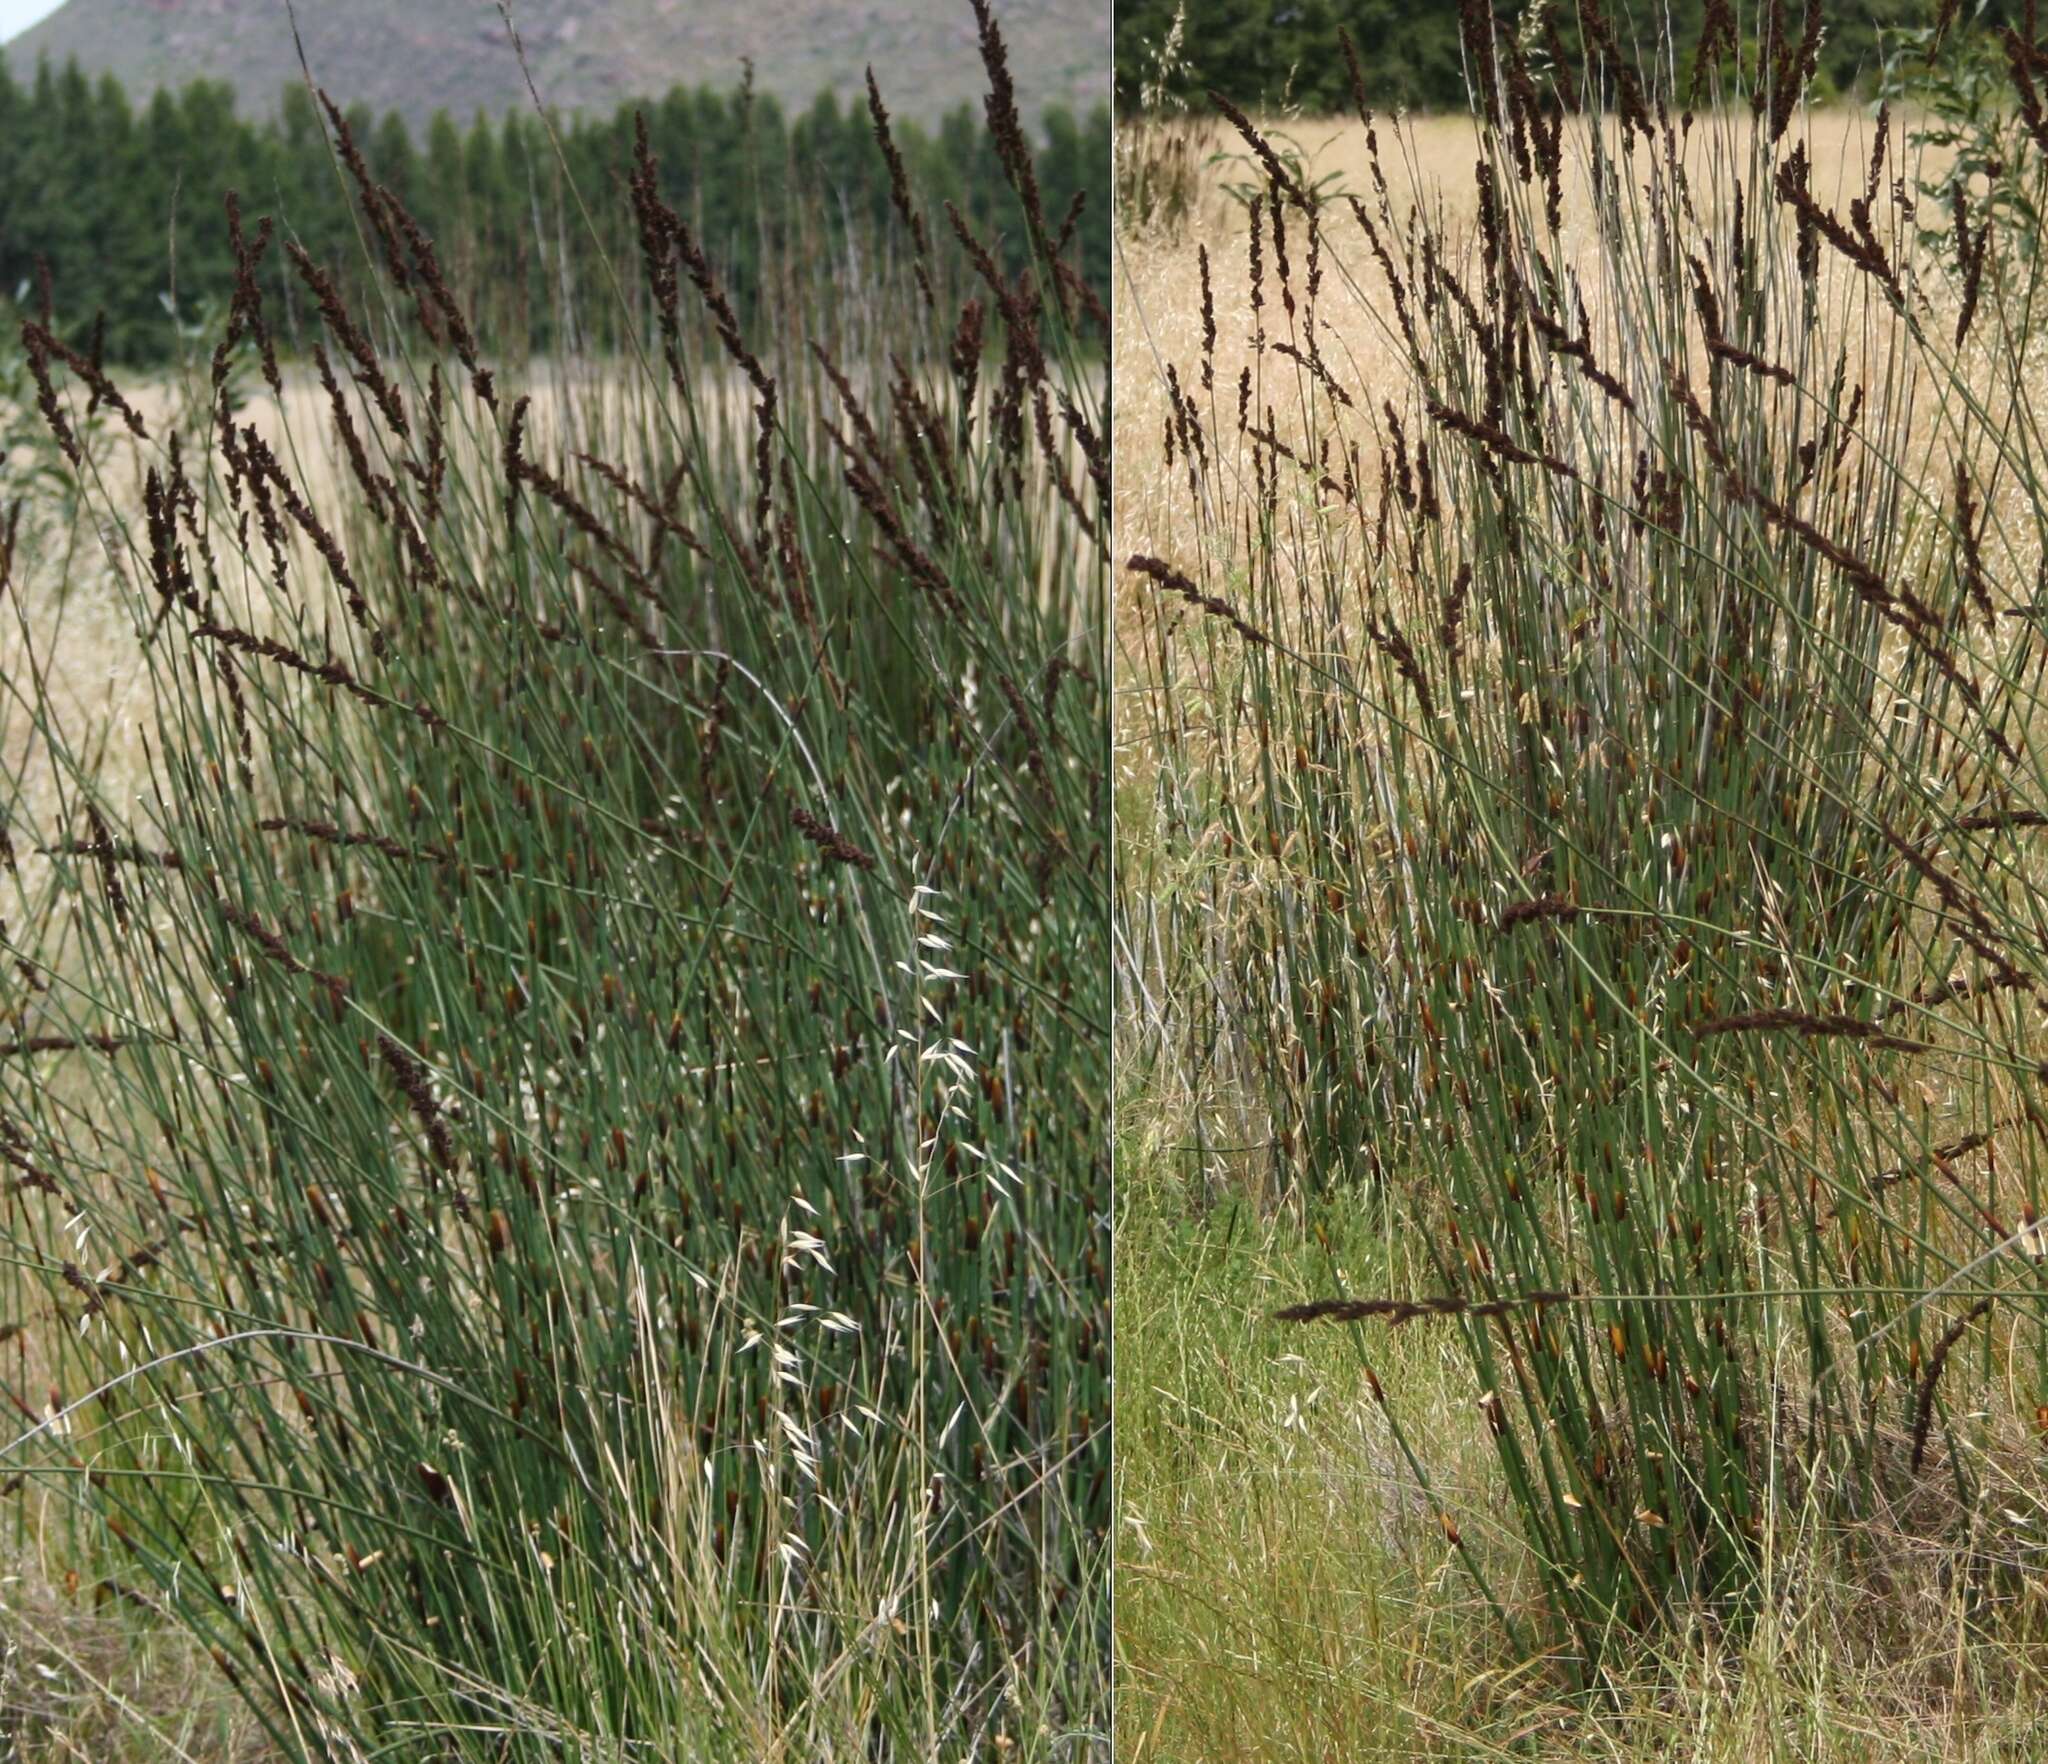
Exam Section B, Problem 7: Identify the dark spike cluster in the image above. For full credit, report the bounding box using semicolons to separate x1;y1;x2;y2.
1911;1299;1993;1472
193;619;445;731
22;321;145;450
257;817;447;867
286;242;407;438
222;190;281;397
1689;1008;1932;1054
1125;554;1268;647
318;90;413;293
1276;1289;1576;1326
790;808;880;872
866;69;935;310
968;0;1055;279
378;1034;456;1172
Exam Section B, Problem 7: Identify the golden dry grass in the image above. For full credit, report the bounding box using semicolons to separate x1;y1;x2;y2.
1114;106;1948;581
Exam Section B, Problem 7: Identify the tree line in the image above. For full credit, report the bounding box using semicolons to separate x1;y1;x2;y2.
0;55;1109;364
1114;0;1996;114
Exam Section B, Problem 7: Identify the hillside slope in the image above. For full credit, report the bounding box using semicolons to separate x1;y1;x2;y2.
5;0;1103;128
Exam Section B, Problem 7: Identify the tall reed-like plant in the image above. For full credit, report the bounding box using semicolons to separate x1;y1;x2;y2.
1122;0;2048;1682
0;7;1106;1757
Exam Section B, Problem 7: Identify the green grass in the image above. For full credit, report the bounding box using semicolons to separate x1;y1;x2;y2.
1116;1137;2048;1762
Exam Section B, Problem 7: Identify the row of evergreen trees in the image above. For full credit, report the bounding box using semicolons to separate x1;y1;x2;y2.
0;55;1109;364
1114;0;1969;114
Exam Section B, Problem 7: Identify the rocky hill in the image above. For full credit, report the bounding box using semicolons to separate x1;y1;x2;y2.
6;0;1104;128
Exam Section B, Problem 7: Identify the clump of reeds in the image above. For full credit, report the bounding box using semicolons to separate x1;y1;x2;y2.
1121;0;2048;1687
0;11;1106;1758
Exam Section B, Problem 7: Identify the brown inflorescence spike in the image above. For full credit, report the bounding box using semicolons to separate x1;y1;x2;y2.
1911;1299;1993;1471
790;807;879;872
1126;554;1269;648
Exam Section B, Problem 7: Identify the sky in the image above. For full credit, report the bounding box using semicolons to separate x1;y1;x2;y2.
0;0;62;43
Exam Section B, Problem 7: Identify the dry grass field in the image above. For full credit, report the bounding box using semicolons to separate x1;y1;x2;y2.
1115;106;1954;572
